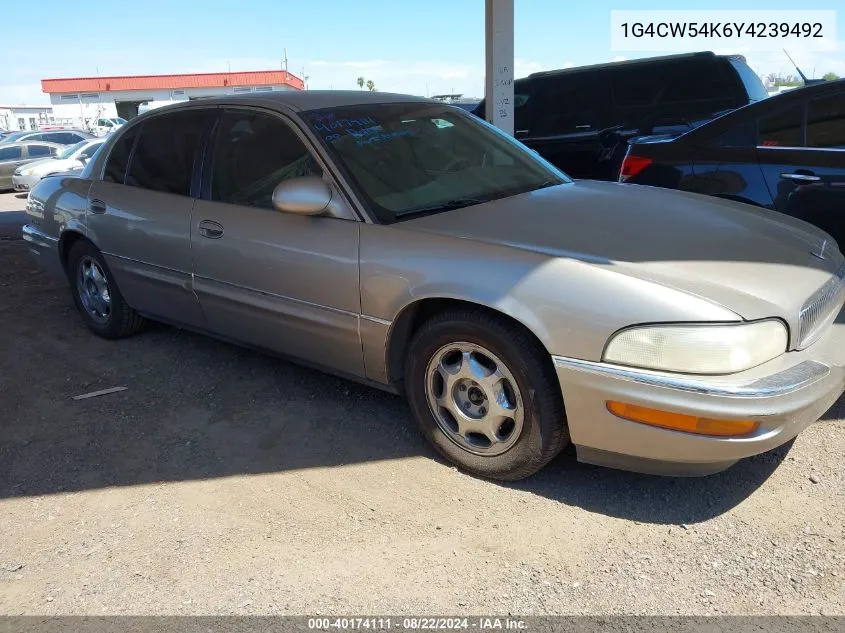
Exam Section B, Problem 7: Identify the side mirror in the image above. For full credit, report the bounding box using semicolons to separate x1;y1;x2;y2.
272;176;331;216
77;156;89;165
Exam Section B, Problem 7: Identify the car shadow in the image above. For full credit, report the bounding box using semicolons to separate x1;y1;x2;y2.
506;440;792;525
1;313;793;525
0;235;818;524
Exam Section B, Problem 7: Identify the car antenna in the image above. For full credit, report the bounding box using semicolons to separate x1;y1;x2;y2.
783;49;824;86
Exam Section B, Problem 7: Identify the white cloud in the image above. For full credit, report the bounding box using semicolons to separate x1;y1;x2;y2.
714;43;844;80
301;58;546;97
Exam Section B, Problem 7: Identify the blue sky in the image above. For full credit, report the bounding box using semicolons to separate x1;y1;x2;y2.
2;0;842;105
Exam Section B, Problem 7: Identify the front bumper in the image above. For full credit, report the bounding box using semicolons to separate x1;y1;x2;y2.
12;173;39;192
553;320;845;476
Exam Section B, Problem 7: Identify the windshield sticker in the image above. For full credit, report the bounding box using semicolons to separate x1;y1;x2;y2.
306;111;414;146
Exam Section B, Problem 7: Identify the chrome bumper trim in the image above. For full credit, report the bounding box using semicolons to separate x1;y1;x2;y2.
552;356;830;398
22;224;58;245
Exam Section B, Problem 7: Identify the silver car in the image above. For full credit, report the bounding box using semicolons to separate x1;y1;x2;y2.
22;91;845;480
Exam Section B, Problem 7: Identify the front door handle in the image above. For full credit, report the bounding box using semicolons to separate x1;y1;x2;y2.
88;198;107;214
781;172;821;183
197;220;224;239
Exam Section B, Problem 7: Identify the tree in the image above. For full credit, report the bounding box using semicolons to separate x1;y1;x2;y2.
823;72;840;81
366;79;376;92
357;77;365;90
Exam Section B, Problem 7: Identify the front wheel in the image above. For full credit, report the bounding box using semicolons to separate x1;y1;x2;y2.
405;308;569;481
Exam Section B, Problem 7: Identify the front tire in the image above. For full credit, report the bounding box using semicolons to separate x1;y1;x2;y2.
405;307;569;481
67;240;146;339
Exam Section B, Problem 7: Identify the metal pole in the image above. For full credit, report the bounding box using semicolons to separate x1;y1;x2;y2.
484;0;515;135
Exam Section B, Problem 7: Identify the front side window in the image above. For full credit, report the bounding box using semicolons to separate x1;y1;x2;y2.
126;111;208;195
807;93;845;148
211;110;322;209
0;146;22;160
104;127;138;183
27;145;52;157
759;104;803;147
81;142;103;158
302;103;566;224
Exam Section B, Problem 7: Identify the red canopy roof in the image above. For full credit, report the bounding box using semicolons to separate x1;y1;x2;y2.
42;70;304;94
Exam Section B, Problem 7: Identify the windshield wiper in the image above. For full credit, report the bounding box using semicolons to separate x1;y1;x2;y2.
397;198;487;217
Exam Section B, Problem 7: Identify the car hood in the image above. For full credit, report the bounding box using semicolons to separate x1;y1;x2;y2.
402;181;841;331
27;157;79;175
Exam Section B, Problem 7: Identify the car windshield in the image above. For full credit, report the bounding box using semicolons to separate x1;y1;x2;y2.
111;118;127;125
301;103;567;223
58;141;86;159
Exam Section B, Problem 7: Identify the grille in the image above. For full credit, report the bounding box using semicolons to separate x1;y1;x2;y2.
798;263;845;348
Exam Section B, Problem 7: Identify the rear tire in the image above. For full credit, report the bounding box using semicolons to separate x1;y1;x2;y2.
405;307;569;481
67;240;146;339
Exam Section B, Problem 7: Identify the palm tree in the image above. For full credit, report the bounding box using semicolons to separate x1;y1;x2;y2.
357;77;365;90
366;80;376;92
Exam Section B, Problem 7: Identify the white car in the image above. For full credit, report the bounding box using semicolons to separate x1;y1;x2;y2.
12;139;104;192
92;117;127;137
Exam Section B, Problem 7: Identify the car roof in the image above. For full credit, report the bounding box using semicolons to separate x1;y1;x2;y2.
525;51;738;81
3;141;65;148
152;90;434;113
658;78;845;144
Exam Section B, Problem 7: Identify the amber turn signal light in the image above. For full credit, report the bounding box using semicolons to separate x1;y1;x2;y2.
606;401;759;437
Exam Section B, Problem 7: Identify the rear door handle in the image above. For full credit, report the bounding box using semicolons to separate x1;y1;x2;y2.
197;220;224;239
781;173;821;183
88;198;107;214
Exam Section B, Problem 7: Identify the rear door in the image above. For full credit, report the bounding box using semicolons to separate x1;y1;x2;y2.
757;90;845;244
190;107;363;377
86;109;212;327
0;145;24;188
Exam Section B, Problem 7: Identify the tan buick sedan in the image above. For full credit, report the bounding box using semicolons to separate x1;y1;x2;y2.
22;91;845;480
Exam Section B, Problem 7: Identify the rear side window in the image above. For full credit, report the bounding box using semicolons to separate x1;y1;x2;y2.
531;73;612;135
727;58;770;102
612;60;732;107
104;127;139;183
759;105;803;147
126;111;208;195
27;145;52;157
807;93;845;148
210;110;322;209
0;146;22;160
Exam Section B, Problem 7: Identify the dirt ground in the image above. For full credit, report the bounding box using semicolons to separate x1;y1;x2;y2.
0;191;843;615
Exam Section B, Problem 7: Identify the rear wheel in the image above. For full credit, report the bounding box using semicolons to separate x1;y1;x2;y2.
405;307;569;481
67;240;146;339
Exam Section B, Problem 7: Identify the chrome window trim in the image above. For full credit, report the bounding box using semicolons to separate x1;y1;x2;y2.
553;356;830;398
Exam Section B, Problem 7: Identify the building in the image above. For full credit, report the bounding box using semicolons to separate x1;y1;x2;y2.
0;105;54;132
40;69;304;129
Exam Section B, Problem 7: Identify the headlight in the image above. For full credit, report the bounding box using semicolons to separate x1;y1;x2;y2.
16;167;33;176
603;320;788;375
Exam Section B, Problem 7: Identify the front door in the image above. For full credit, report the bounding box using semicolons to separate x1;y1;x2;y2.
757;91;845;244
85;109;211;328
190;108;363;377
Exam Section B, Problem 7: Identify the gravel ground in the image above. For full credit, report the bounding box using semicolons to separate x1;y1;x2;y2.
0;191;843;615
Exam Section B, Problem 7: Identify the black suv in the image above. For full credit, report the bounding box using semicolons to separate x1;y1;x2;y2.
473;52;769;180
620;79;845;245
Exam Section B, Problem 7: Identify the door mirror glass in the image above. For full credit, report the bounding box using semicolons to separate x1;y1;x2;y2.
272;176;331;216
